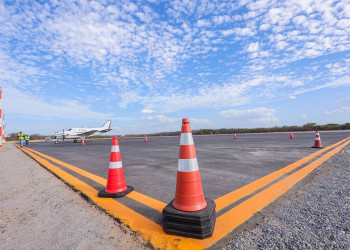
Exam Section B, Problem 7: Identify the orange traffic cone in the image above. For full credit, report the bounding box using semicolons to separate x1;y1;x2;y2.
173;118;207;211
98;137;133;197
312;130;322;148
162;118;216;239
81;139;85;146
234;133;237;140
145;136;148;142
290;131;293;139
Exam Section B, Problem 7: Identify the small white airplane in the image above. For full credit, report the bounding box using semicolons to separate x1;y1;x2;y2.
55;121;112;143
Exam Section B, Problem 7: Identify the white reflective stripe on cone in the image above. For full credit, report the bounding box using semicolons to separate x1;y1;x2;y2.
316;133;320;135
109;161;123;169
315;137;320;140
178;158;199;172
111;145;120;152
180;133;194;145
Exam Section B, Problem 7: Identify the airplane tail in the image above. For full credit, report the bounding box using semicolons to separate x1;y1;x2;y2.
102;120;111;129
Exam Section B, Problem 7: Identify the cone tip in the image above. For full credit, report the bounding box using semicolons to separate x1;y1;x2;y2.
182;118;190;124
112;136;119;145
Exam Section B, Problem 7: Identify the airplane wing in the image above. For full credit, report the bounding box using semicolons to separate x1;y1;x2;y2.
78;130;98;137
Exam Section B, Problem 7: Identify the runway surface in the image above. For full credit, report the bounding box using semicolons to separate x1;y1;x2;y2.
20;131;350;248
27;132;348;202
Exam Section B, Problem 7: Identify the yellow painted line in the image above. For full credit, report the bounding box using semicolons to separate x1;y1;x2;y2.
19;146;207;250
23;146;167;213
215;136;350;211
198;137;350;246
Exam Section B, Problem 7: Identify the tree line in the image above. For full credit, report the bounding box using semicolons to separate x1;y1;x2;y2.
6;122;350;140
126;122;350;137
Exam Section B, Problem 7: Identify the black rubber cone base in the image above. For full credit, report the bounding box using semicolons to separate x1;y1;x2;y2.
312;146;323;148
98;185;133;198
162;199;216;239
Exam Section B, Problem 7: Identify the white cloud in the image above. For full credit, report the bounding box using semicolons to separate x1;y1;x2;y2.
3;87;115;120
301;113;307;119
142;115;178;123
189;118;212;125
220;107;278;123
246;42;260;52
140;108;156;114
197;19;211;27
324;106;350;115
212;15;231;25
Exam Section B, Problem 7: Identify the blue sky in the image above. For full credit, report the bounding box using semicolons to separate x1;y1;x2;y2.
1;0;350;135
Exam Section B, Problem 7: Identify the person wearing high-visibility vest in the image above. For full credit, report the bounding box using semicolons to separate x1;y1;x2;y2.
17;131;24;147
25;135;30;146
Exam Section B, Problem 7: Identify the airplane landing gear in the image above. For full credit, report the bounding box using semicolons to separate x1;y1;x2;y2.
74;139;78;143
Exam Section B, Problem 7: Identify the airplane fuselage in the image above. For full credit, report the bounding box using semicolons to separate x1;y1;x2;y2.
55;121;112;140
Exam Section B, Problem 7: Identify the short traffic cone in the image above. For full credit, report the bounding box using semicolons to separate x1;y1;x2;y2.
145;136;148;142
234;133;237;140
162;118;216;239
81;139;85;146
312;130;323;148
290;131;293;139
98;137;133;197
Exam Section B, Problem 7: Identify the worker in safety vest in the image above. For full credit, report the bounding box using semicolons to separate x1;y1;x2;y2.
25;134;30;146
17;131;24;147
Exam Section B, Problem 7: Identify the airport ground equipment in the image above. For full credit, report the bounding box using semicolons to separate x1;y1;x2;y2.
290;131;294;139
98;136;133;198
162;118;216;239
234;132;237;140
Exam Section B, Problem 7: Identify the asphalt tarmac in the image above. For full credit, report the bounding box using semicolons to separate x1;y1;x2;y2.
26;131;349;204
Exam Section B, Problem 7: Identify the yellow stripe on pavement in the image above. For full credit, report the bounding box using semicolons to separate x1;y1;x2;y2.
214;137;350;211
23;146;167;213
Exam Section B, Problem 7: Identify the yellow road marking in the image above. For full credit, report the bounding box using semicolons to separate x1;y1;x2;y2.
23;146;167;213
198;137;350;245
215;136;350;211
19;146;207;250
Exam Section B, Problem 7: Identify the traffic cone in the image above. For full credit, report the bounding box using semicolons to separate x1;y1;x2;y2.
98;137;133;197
234;133;237;140
81;139;85;146
162;118;216;239
290;131;293;139
145;136;148;142
312;130;322;148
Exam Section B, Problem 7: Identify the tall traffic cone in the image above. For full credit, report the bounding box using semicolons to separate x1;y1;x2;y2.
290;131;293;139
234;132;237;140
312;130;323;148
162;118;216;239
98;137;133;197
145;135;148;142
81;139;85;146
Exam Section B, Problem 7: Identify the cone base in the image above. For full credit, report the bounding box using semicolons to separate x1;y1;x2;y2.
162;199;216;239
98;185;134;198
312;146;323;148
